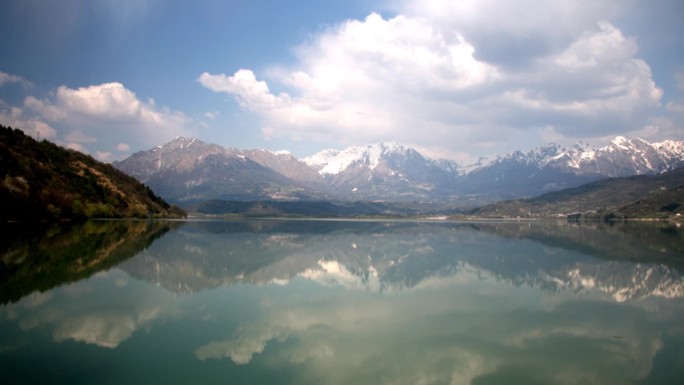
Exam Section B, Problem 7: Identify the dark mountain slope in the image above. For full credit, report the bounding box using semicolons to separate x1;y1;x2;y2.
469;167;684;219
0;125;185;221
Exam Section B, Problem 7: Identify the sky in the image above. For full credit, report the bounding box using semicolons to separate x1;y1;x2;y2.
0;0;683;164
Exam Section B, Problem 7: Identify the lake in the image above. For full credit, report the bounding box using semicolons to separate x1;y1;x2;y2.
1;219;683;384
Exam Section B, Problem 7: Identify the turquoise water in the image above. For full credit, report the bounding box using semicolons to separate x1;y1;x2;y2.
1;220;683;384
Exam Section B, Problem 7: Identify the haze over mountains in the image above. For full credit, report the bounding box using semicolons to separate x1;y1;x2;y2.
113;136;684;207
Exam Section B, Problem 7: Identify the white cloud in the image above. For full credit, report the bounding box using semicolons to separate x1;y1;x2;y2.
200;1;664;158
48;82;182;128
55;83;144;122
117;143;131;151
95;151;114;162
199;13;500;147
14;81;194;159
24;96;67;121
65;129;97;144
0;106;57;140
0;70;33;89
65;142;89;153
204;111;219;119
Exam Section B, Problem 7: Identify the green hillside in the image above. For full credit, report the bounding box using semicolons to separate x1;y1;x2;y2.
469;167;684;220
0;125;185;221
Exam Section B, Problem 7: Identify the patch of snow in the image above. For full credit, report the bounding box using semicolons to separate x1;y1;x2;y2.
610;136;631;150
459;156;495;174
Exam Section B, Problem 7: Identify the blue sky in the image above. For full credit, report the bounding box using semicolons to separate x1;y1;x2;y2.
1;0;683;163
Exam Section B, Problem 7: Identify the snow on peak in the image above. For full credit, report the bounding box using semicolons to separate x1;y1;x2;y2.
254;148;292;157
303;142;415;175
654;139;684;156
302;148;341;168
167;136;200;150
610;136;631;150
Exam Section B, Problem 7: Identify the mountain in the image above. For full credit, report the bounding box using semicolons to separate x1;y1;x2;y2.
460;137;684;199
114;135;684;207
113;137;328;204
302;142;458;201
0;125;185;221
241;148;323;184
469;167;684;219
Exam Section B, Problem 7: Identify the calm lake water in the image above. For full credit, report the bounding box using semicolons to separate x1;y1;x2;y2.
1;219;683;384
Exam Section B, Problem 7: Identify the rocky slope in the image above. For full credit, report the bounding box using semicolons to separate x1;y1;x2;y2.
114;137;326;203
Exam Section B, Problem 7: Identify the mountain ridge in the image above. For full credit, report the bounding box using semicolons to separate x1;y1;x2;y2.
113;135;684;205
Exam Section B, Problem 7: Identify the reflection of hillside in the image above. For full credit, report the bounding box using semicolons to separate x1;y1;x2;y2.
0;220;177;304
472;221;684;268
120;220;684;301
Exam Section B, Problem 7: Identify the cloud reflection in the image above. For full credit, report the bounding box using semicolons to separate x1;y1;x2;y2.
2;270;180;349
194;268;678;384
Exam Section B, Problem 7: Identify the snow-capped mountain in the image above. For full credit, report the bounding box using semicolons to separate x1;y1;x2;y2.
473;136;684;177
114;136;684;205
302;142;458;200
303;142;418;176
461;137;684;198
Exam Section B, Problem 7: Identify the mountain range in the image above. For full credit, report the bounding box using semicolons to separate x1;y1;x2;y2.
113;136;684;206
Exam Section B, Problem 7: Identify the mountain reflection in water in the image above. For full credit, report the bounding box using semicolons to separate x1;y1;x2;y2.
121;220;684;301
1;220;682;385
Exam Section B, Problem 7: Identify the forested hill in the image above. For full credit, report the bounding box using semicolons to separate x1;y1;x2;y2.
0;125;185;221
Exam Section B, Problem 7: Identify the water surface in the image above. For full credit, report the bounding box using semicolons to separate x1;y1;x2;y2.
1;220;683;384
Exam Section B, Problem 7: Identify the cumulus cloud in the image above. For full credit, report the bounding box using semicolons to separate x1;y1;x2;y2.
0;105;57;140
4;81;194;160
33;82;188;131
55;83;147;123
200;1;664;158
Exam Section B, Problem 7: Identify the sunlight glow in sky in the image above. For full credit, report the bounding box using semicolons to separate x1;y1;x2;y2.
0;0;682;163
